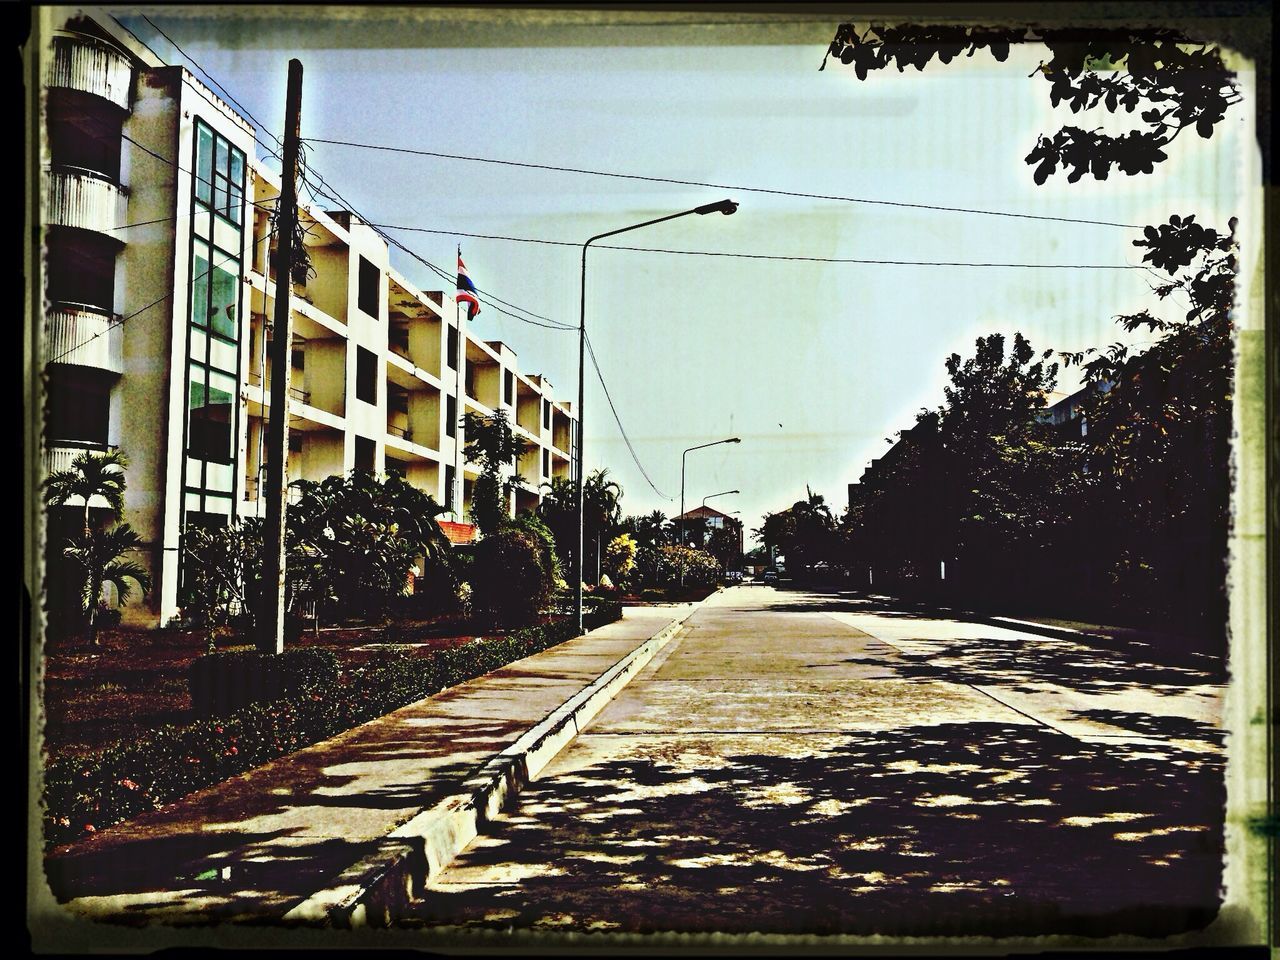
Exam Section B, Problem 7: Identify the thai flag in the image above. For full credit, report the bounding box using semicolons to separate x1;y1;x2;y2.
456;253;481;321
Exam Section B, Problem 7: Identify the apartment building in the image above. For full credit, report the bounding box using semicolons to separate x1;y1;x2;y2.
36;11;576;628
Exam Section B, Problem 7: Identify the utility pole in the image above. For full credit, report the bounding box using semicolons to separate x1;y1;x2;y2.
260;59;303;655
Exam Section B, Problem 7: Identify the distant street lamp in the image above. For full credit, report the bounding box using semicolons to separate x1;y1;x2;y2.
679;438;740;585
575;200;738;633
702;489;739;510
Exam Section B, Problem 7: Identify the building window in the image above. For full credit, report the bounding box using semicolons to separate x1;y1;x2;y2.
355;346;378;405
187;363;236;464
354;435;375;473
194;120;244;226
542;449;549;478
445;464;456;510
446;325;459;370
504;370;514;406
543;400;551;430
46;235;115;311
358;256;380;318
46;373;111;445
446;395;457;437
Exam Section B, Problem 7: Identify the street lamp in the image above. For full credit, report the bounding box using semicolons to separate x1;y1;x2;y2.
575;199;739;633
701;489;739;510
678;438;741;585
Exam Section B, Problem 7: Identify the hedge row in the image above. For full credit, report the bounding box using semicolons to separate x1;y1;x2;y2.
188;648;340;717
43;601;623;847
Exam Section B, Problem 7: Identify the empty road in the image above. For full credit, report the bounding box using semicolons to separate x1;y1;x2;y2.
400;586;1227;940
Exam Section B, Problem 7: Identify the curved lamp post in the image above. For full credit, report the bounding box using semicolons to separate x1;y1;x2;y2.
678;438;740;585
575;200;738;633
702;489;739;510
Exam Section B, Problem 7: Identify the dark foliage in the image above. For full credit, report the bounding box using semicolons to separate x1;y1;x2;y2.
470;528;553;627
187;648;340;717
822;24;1242;183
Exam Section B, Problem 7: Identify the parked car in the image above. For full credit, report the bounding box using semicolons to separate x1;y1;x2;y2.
762;569;779;584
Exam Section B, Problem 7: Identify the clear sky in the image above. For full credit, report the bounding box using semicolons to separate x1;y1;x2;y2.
116;8;1257;544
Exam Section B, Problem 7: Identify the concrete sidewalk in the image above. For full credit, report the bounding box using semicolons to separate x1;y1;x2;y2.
40;604;696;929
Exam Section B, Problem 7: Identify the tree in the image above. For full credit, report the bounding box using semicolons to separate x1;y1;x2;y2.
705;520;743;571
617;510;671;550
469;528;551;627
287;471;451;621
843;333;1079;602
182;518;264;650
463;410;531;535
1061;214;1236;625
822;24;1243;183
756;487;838;576
603;532;638;586
43;448;128;538
535;476;578;572
538;469;625;585
62;523;152;645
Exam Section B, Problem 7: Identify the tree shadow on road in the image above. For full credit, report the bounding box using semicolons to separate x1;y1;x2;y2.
407;721;1224;939
840;627;1223;696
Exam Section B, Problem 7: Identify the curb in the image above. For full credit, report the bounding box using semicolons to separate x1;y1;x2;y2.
282;606;699;928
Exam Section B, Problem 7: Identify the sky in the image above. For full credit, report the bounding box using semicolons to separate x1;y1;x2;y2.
115;8;1258;545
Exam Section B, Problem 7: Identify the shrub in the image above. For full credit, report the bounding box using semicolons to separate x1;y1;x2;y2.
506;511;561;583
188;648;340;718
603;533;637;585
469;528;551;627
45;603;624;848
634;544;722;590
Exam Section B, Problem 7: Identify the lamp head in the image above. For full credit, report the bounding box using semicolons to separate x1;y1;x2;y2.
728;437;741;443
695;199;739;216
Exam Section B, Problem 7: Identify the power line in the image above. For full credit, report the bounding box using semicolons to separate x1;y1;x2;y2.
138;14;285;161
395;246;577;330
46;233;275;366
372;221;1142;269
298;174;576;329
304;136;1143;230
120;132;279;213
585;333;672;501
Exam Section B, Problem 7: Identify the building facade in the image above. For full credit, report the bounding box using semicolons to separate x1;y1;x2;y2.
36;11;576;627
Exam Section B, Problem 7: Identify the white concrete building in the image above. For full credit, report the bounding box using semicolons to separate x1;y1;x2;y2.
35;11;576;627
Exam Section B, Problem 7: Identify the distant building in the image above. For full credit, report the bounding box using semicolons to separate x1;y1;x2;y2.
672;505;743;557
1039;381;1112;439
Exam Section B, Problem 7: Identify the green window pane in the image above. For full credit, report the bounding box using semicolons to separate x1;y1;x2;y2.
213;137;229;215
187;362;207;409
208;368;237;406
196;125;213;205
229;150;245;226
210;261;239;341
227;179;243;225
191;242;210;330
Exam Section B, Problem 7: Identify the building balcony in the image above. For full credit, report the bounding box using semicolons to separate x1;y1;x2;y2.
44;165;128;240
44;302;123;374
45;33;133;112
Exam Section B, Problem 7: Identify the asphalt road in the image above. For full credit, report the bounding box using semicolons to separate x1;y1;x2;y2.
398;585;1228;940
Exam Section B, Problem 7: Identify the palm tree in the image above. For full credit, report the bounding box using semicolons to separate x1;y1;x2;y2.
63;523;152;645
43;448;128;537
583;469;623;583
